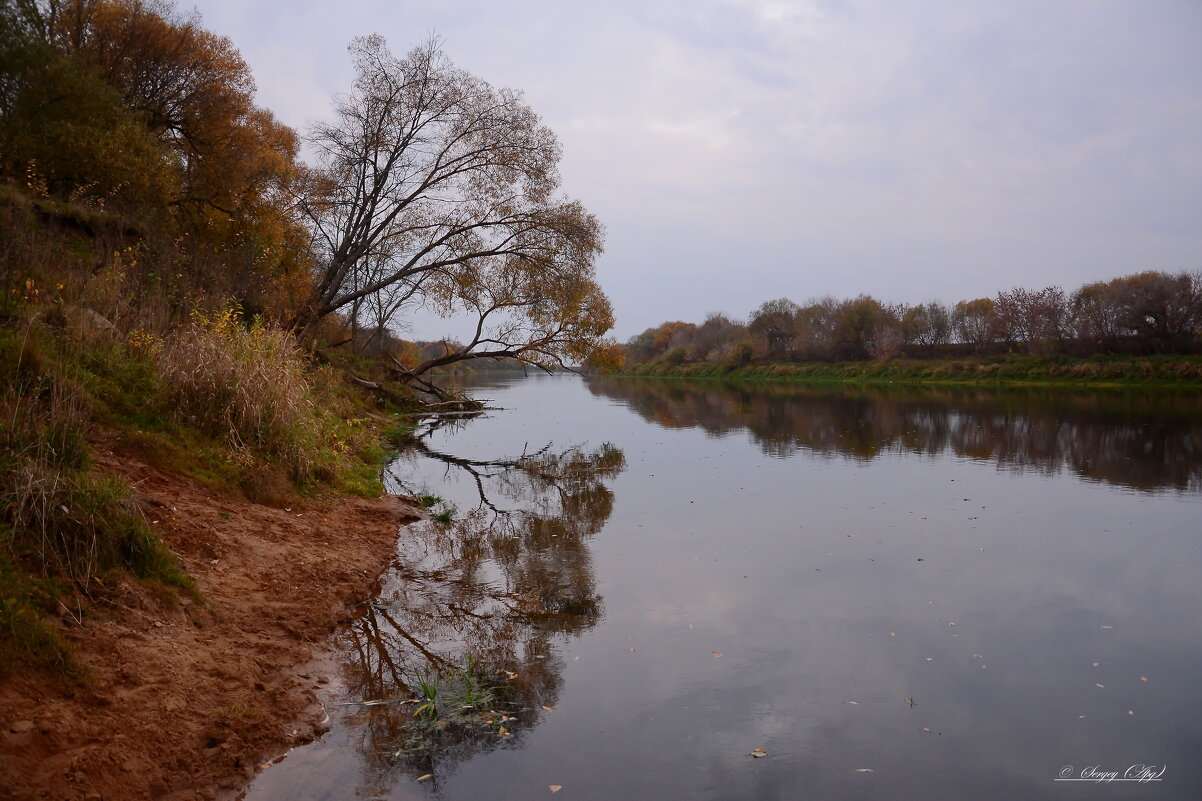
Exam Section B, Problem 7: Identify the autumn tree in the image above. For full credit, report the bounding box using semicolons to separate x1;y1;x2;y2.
902;301;952;353
952;298;995;346
690;312;746;363
296;36;613;394
793;297;839;360
748;298;800;360
624;321;695;364
993;286;1070;353
1109;271;1201;351
1;0;310;316
58;0;307;308
831;295;900;360
1071;279;1123;347
0;0;176;211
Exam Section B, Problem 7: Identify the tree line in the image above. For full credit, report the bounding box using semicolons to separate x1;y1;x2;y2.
0;0;613;395
622;271;1202;368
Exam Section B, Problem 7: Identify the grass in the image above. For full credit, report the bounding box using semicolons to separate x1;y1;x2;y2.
0;550;74;679
1;349;191;588
413;493;454;523
413;669;440;721
155;306;325;482
0;311;411;675
0;335;193;677
454;656;495;710
409;657;498;723
618;353;1202;388
0;186;421;679
416;494;442;509
382;418;417;450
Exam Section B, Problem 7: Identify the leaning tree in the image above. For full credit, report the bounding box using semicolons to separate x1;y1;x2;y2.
294;35;614;397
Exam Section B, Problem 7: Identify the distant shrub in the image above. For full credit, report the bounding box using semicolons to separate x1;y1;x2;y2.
731;341;754;365
662;346;688;366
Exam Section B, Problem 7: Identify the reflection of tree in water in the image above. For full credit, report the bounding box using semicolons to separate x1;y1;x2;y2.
587;377;1202;493
335;429;625;795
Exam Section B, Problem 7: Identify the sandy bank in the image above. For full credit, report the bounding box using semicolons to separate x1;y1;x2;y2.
0;445;419;801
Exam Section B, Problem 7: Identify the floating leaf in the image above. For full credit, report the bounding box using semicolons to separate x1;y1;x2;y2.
498;726;509;737
1096;683;1105;689
843;700;859;705
1140;676;1148;683
905;698;917;706
712;651;723;658
549;786;562;793
749;748;767;758
628;648;637;652
854;768;875;773
921;727;932;733
542;705;554;711
416;774;433;782
924;657;934;662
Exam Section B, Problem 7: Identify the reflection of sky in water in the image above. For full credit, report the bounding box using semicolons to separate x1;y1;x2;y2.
248;375;1202;801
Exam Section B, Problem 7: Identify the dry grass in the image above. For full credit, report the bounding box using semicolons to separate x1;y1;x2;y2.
2;379;90;585
156;307;322;482
1;376;189;593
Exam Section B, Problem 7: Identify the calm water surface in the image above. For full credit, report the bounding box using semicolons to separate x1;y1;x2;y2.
245;375;1202;800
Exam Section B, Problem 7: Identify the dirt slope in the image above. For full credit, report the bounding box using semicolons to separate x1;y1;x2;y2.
0;446;419;801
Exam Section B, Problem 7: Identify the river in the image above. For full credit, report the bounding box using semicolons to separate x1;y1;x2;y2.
244;374;1202;800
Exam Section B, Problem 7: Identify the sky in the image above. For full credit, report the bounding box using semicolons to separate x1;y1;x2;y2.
186;0;1202;341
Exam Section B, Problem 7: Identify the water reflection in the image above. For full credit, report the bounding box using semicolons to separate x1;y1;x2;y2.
245;375;1202;801
587;378;1202;493
332;431;625;796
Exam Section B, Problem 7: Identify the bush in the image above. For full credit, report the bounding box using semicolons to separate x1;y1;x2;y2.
156;307;322;481
730;341;754;365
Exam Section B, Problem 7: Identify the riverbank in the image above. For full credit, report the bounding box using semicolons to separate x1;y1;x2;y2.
0;443;421;801
615;353;1202;387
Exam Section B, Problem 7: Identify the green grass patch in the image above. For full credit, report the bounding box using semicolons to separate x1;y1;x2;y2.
618;354;1202;388
0;549;75;679
416;494;442;509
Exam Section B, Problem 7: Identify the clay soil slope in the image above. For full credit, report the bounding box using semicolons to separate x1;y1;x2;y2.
0;446;420;801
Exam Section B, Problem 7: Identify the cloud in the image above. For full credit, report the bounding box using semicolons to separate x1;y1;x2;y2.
189;0;1202;339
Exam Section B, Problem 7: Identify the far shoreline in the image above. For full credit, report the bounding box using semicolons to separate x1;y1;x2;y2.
608;353;1202;390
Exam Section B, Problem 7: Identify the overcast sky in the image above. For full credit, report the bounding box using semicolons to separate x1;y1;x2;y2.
188;0;1201;341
